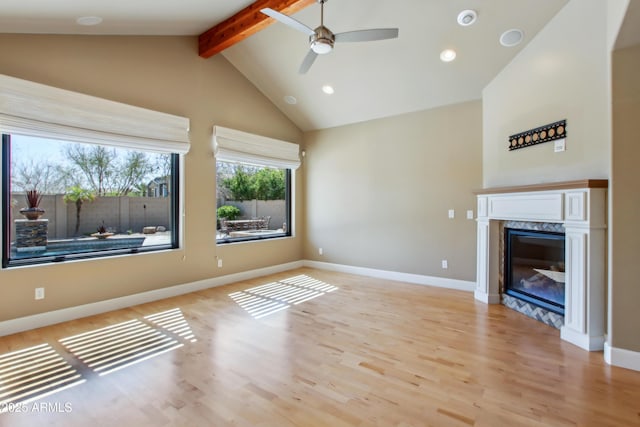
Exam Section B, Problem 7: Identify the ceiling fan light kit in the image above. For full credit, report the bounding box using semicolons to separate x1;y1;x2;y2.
310;26;335;54
261;0;399;74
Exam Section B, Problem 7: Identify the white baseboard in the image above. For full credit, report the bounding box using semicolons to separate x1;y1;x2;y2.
604;341;640;372
0;260;303;337
474;290;501;304
560;326;605;351
302;260;475;292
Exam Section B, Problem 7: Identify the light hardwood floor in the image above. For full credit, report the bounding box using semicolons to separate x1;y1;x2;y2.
0;268;639;426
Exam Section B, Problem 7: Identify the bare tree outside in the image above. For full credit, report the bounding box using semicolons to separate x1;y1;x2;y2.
11;158;67;193
12;139;166;197
62;145;159;196
64;145;115;196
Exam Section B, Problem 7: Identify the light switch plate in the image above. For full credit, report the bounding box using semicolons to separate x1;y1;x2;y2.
448;209;455;219
554;138;566;152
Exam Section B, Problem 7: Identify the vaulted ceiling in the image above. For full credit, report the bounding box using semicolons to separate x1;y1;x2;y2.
0;1;575;130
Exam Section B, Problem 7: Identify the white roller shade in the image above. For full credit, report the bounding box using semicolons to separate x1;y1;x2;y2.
213;125;300;170
0;74;190;154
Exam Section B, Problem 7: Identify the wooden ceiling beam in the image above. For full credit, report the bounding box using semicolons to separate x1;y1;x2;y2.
199;0;316;58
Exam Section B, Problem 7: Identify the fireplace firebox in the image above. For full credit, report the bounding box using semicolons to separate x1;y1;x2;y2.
504;228;565;315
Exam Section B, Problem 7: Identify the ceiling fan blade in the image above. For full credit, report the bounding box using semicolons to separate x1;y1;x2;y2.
299;50;318;74
261;8;315;37
334;28;399;43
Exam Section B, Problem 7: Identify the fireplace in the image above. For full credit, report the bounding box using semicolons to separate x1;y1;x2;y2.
504;228;565;315
474;180;607;351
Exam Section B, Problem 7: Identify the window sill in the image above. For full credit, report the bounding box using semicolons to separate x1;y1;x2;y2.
216;233;291;245
3;244;179;269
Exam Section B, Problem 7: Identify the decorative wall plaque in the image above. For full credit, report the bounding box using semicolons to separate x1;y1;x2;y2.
508;119;566;151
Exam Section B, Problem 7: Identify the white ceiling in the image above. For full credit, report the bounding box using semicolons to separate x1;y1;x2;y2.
0;0;572;131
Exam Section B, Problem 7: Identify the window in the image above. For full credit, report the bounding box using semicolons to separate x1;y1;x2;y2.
213;126;299;244
216;161;291;243
2;134;180;267
0;74;190;267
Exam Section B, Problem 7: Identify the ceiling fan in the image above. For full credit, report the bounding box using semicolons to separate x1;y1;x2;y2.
261;0;399;74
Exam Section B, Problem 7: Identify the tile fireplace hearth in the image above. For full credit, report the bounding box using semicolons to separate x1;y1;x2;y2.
475;180;607;351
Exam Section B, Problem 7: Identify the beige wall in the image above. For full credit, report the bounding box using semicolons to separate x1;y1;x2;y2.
611;43;640;352
303;101;482;281
482;0;610;188
0;34;303;321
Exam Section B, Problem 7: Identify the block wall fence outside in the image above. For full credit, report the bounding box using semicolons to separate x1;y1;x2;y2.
222;199;286;230
9;193;171;238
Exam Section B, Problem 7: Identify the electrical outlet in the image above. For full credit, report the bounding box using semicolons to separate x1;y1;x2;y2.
467;210;474;220
318;247;323;255
441;260;448;269
217;258;223;268
35;287;45;300
448;209;455;219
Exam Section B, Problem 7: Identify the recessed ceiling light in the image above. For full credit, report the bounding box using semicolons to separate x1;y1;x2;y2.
440;49;457;62
284;95;297;105
457;10;477;27
76;16;103;26
322;85;335;95
500;29;524;47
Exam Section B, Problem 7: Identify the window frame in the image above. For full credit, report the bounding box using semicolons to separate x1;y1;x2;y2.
216;164;292;245
212;125;300;245
1;134;181;268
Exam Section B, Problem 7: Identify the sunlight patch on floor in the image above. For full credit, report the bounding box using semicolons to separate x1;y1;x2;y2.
0;307;197;406
229;274;338;319
59;319;183;376
0;343;85;411
145;308;197;343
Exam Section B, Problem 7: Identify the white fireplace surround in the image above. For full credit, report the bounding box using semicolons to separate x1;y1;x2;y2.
475;180;608;351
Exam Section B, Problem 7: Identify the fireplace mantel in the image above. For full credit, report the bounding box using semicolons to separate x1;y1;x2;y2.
474;179;608;195
475;180;608;351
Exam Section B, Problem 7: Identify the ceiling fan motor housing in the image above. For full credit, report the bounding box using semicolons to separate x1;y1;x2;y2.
310;25;335;54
